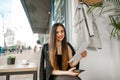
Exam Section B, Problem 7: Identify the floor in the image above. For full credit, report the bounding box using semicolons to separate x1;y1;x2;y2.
0;50;40;80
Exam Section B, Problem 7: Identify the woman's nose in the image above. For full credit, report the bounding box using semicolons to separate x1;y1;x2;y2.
58;32;62;35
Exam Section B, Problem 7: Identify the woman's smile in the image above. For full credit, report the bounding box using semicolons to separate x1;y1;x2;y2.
56;26;65;41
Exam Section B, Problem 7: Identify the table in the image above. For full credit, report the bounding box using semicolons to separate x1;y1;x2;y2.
0;63;37;80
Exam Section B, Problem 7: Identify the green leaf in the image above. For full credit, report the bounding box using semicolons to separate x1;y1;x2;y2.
101;8;114;15
7;55;15;59
116;22;120;29
109;16;120;39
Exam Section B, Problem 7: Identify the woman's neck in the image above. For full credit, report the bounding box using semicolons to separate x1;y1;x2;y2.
56;41;62;55
57;41;61;47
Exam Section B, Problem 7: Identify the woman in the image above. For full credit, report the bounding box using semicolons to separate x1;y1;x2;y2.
40;23;87;80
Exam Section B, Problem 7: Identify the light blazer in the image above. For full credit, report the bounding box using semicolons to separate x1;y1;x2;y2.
39;43;79;80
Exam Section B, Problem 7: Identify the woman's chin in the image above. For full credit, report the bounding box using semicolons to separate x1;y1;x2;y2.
57;39;63;42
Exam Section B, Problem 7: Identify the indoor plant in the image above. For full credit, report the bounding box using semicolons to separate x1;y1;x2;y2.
87;0;115;15
87;0;120;39
109;16;120;39
7;55;16;65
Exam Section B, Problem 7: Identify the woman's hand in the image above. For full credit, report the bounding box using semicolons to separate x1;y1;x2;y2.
69;50;87;67
67;67;79;76
81;50;87;58
52;67;79;76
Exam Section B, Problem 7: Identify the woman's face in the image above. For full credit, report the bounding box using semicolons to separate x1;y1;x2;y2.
56;26;65;42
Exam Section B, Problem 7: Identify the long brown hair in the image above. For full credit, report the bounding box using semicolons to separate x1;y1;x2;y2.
49;23;69;70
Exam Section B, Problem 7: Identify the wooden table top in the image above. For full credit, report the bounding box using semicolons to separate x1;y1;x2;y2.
0;63;37;73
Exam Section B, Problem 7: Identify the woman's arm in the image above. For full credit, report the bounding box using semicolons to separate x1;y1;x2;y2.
67;43;87;67
69;50;87;67
52;67;79;76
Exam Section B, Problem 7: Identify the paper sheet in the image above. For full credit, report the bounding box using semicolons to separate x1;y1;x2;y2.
68;42;89;63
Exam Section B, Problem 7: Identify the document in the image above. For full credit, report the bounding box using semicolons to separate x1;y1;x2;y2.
68;42;89;63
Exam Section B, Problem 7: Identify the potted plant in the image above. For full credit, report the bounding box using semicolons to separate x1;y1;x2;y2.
109;16;120;39
7;55;16;65
87;0;120;39
87;0;115;15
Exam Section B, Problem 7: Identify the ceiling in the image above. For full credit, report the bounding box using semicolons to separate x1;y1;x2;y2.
20;0;51;34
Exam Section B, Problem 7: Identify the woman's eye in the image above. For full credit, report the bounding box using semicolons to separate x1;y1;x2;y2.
61;30;64;33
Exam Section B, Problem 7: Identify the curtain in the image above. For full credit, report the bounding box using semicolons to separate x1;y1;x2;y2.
72;2;102;50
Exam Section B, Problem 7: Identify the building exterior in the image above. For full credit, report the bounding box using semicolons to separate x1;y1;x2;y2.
4;29;15;47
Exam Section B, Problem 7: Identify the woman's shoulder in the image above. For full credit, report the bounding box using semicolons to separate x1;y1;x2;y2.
67;42;75;53
41;43;49;54
42;43;49;50
43;43;48;47
67;42;73;48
